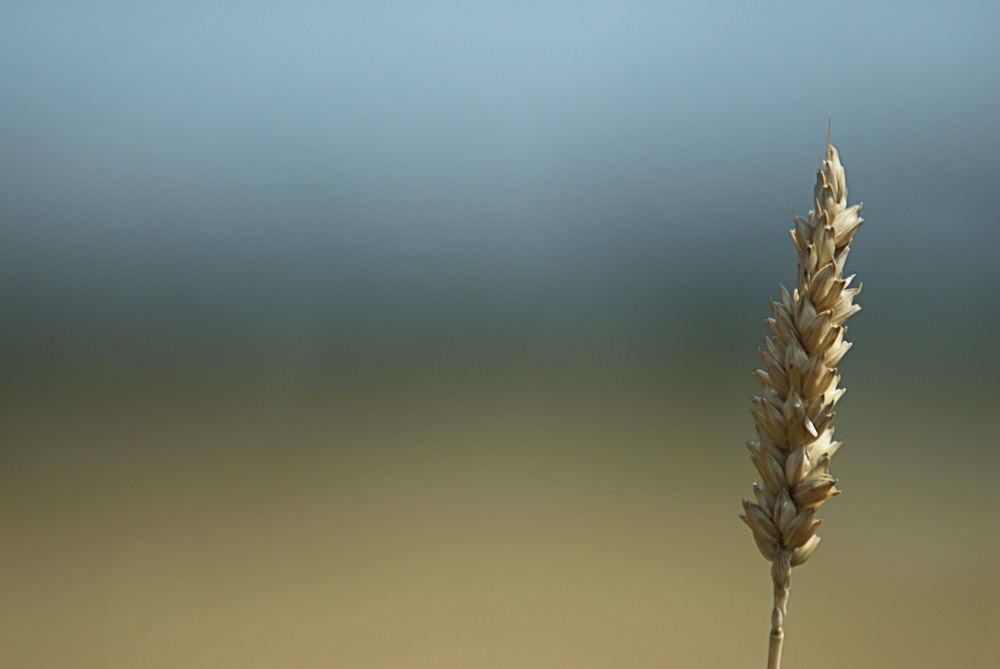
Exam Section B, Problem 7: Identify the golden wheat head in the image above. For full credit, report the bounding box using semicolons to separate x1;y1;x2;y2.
740;137;863;669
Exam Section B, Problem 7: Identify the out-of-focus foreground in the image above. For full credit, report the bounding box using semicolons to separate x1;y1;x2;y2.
3;352;997;668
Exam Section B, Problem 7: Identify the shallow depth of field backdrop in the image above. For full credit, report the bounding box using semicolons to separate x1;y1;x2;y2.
3;2;998;667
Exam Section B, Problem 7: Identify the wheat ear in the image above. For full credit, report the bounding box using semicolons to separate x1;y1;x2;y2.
740;136;863;669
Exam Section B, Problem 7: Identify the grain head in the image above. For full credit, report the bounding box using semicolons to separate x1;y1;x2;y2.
740;137;863;669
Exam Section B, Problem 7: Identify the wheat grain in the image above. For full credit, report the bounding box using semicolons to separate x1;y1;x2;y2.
740;135;863;669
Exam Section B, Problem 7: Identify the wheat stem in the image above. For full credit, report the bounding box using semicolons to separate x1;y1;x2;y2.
740;136;863;669
767;551;791;669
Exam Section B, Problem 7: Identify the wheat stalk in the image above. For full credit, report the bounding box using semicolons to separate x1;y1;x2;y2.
740;134;863;669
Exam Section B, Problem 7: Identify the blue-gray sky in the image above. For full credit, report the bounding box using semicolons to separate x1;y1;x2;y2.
3;1;998;364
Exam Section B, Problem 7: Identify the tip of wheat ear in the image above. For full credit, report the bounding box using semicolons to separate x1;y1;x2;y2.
742;141;862;568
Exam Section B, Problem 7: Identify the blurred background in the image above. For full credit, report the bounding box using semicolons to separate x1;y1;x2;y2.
2;1;998;667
